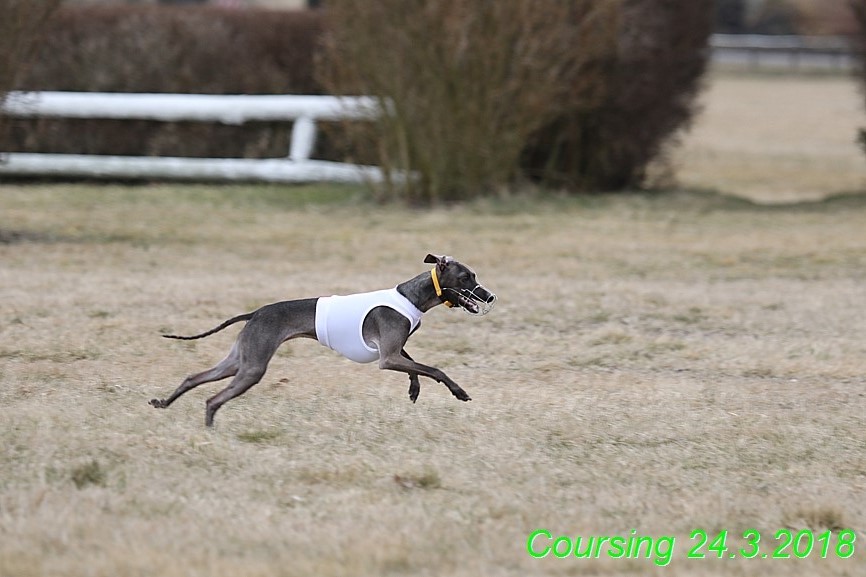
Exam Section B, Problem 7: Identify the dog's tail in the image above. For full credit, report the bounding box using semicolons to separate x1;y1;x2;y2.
162;313;254;341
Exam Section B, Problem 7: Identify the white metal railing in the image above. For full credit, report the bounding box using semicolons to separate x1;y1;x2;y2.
0;91;387;183
710;34;860;71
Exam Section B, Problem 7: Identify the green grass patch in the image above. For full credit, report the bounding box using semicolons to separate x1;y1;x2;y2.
236;429;283;444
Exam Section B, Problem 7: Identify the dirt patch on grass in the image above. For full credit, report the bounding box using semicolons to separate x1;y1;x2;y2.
0;229;58;244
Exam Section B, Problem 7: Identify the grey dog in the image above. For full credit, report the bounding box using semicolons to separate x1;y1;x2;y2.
150;254;496;426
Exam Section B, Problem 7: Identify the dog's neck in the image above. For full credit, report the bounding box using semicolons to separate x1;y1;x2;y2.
397;271;445;313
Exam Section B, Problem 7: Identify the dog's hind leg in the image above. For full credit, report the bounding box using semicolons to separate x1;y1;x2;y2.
203;321;287;427
204;366;268;427
150;343;240;409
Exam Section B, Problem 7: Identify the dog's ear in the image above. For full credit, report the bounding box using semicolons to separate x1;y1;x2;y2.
424;254;453;270
424;254;454;271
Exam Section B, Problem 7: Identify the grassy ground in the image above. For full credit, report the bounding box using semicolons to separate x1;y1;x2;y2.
667;71;865;203
1;74;866;576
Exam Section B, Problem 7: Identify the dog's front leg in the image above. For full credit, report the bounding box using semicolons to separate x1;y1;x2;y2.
408;374;421;403
379;351;471;402
366;307;470;402
401;349;421;403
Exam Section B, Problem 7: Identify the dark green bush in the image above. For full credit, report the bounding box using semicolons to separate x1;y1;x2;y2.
521;0;713;191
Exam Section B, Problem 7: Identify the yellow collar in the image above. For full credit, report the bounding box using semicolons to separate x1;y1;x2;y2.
431;267;454;307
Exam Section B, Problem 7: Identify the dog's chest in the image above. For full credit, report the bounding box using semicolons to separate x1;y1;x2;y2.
314;288;423;363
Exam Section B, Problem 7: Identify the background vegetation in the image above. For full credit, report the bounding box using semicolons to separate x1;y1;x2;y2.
3;5;323;160
518;0;712;192
853;0;866;156
0;0;61;131
321;0;601;202
3;0;713;203
2;2;865;575
715;0;857;35
323;0;712;202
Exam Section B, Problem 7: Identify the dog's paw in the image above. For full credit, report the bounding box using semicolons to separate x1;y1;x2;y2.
453;389;471;402
408;383;420;403
149;398;166;409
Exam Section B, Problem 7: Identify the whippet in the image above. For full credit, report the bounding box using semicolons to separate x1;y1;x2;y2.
150;254;496;426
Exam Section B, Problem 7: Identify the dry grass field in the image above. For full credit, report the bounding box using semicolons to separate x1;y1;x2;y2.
2;74;866;577
668;72;866;203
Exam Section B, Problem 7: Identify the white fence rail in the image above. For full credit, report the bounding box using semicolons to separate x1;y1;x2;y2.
710;34;860;71
0;91;387;183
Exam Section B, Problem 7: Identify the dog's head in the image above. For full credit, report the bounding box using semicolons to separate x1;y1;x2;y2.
424;254;496;315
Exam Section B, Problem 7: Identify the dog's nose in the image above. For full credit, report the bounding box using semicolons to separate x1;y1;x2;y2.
477;286;496;304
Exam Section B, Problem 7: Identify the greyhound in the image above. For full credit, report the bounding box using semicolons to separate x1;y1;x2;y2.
150;254;496;427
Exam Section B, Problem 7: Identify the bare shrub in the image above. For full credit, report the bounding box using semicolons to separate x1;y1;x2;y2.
322;0;712;202
321;0;592;204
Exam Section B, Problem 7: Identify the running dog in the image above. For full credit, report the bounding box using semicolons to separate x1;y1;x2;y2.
150;254;496;426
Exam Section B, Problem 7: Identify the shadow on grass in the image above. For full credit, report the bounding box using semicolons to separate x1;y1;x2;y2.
559;187;866;214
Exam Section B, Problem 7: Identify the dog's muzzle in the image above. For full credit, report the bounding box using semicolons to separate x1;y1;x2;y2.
444;284;497;316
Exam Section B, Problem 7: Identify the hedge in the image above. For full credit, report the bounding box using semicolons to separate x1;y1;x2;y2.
0;0;61;114
521;0;713;191
2;5;326;160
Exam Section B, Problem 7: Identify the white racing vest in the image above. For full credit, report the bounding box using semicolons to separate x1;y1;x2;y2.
315;288;423;363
